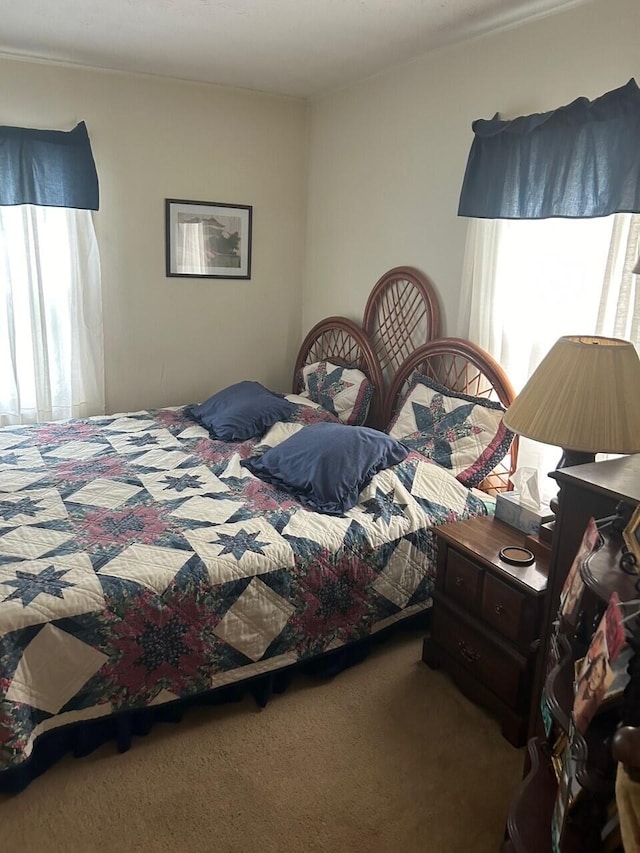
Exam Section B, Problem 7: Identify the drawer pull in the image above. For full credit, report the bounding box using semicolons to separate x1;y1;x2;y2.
457;640;480;664
455;576;463;587
494;603;505;616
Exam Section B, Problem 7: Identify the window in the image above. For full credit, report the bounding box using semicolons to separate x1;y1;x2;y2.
0;122;103;426
456;79;640;498
458;213;640;498
0;206;104;426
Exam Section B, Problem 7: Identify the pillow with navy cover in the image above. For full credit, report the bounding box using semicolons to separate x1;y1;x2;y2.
187;381;298;441
241;422;408;515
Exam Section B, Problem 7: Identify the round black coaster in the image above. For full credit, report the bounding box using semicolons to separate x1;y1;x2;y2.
499;545;535;566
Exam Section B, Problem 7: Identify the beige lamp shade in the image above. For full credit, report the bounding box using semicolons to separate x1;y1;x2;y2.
503;335;640;454
633;257;640;275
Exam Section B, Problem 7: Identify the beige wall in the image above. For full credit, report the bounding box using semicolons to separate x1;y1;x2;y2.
3;0;639;415
304;0;640;336
0;57;308;413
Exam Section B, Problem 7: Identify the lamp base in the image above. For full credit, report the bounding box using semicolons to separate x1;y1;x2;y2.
549;449;597;521
557;449;597;470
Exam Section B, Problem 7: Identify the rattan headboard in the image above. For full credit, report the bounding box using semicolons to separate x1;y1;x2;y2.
292;316;385;428
363;266;441;393
384;338;518;494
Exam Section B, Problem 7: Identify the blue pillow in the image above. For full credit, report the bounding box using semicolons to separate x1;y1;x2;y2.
188;381;298;441
241;422;408;515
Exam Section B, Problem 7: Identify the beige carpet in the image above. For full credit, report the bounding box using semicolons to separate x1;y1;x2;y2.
1;628;522;853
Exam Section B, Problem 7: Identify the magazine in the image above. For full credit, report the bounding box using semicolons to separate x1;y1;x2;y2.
559;516;599;626
572;592;626;734
551;738;582;852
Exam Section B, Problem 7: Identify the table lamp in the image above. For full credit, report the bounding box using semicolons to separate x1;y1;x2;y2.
503;334;640;473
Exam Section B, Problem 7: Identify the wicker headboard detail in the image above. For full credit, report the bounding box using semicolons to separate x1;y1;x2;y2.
363;266;441;392
384;338;519;494
292;316;385;428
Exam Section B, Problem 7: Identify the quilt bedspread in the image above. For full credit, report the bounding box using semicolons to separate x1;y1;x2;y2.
0;404;486;774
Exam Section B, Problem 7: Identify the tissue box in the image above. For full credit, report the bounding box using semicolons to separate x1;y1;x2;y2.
495;491;554;535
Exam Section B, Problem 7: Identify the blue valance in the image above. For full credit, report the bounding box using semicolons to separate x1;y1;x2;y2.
0;121;99;210
458;79;640;219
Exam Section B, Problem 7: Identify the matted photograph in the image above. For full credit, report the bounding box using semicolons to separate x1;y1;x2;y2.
165;199;252;279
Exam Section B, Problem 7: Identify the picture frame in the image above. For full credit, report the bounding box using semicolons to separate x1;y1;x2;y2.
165;199;252;279
623;503;640;573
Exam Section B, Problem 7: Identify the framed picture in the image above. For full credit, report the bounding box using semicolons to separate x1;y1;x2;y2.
165;199;252;279
622;503;640;572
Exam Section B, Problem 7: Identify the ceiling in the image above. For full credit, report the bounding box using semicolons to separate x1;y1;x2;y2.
1;0;592;99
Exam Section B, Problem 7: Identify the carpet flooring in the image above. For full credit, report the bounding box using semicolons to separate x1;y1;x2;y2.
1;628;522;853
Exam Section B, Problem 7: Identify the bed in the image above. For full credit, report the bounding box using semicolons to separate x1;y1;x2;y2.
0;269;516;792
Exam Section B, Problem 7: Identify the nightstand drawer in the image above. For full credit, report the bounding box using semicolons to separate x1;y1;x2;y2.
444;549;482;612
433;603;523;709
482;573;527;645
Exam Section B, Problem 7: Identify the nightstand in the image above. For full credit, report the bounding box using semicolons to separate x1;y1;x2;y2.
423;516;549;746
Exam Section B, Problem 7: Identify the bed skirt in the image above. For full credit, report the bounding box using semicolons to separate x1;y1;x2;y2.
0;611;429;794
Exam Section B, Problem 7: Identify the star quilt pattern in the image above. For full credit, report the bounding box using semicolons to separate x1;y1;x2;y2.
0;403;486;775
388;373;514;488
299;361;373;426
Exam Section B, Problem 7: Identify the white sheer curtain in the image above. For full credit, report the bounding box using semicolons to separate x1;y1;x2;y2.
457;213;640;500
0;205;104;426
